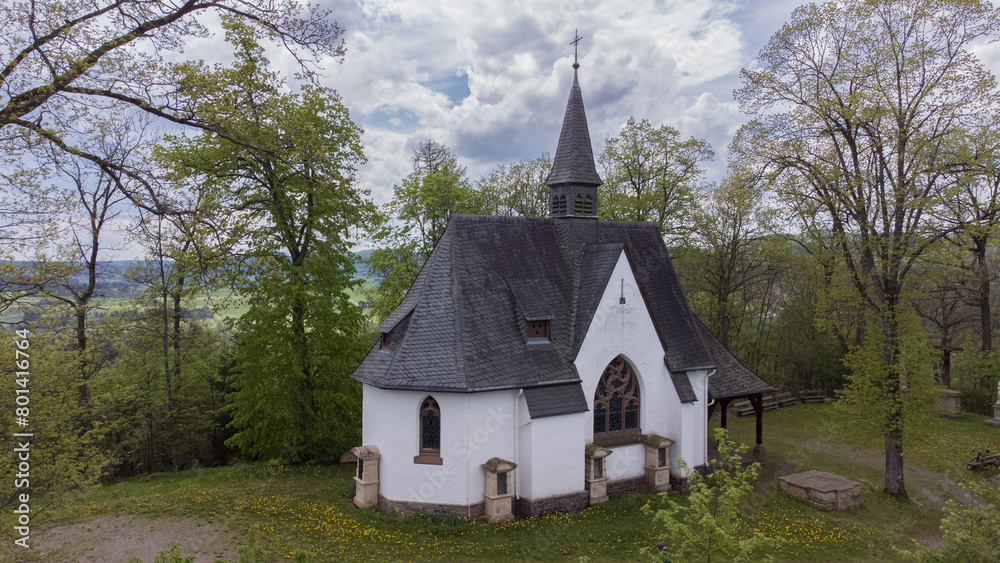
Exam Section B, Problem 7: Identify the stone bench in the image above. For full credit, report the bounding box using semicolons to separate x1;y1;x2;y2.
779;470;863;511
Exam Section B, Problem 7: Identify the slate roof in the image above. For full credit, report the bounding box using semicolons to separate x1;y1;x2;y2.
545;69;602;188
351;214;768;407
701;317;774;400
523;383;588;418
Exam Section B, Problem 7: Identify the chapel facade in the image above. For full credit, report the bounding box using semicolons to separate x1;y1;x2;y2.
349;59;771;520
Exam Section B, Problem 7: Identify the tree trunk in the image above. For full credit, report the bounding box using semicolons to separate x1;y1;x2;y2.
884;429;906;497
974;235;992;353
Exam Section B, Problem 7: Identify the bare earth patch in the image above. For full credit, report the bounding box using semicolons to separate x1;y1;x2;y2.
32;515;243;562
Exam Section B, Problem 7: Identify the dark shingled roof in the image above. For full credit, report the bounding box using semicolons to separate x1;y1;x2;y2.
545;69;602;188
523;383;589;418
701;318;774;399
352;215;770;397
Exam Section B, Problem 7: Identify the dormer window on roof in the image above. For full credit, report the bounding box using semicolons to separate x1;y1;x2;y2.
528;320;550;340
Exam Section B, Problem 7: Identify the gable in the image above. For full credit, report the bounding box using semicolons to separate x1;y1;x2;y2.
351;215;717;392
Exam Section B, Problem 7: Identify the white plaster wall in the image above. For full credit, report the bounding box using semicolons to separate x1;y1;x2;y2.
574;251;706;479
526;412;586;499
362;386;518;506
515;392;533;499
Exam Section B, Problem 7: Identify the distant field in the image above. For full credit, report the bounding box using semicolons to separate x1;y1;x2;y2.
3;281;377;325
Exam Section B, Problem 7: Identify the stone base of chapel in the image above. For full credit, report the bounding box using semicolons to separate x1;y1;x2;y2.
515;491;589;517
606;475;647;498
377;475;671;520
377;493;485;519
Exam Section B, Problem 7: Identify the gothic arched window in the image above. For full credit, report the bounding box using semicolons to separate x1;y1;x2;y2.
593;356;641;445
574;194;585;215
584;195;594;215
551;196;560;215
558;195;567;214
414;396;443;465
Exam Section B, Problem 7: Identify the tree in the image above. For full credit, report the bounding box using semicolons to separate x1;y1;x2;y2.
903;478;1000;562
476;153;553;217
735;0;1000;497
0;0;344;211
156;20;374;461
598;117;713;240
641;428;781;563
675;167;778;352
365;141;480;321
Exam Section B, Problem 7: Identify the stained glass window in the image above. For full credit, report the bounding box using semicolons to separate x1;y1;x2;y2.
420;397;441;451
593;356;641;439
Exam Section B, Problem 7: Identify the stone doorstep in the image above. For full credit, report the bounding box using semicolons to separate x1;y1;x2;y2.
779;470;863;511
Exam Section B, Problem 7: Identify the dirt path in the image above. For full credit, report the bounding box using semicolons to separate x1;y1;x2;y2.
28;515;243;562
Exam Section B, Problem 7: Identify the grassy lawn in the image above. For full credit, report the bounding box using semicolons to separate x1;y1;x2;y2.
40;404;1000;562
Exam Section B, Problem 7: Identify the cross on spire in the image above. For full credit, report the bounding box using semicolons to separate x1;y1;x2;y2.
571;30;582;69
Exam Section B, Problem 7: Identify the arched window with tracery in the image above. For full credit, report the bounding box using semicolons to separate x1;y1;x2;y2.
415;396;443;464
593;356;641;445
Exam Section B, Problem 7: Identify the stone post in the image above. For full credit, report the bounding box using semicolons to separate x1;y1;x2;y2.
584;444;612;505
936;389;963;418
643;434;674;493
481;457;517;523
986;380;1000;427
351;445;380;509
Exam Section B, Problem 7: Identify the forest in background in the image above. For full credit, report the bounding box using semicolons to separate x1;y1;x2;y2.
2;0;1000;520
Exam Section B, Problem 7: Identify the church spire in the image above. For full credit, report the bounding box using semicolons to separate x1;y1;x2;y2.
547;32;601;219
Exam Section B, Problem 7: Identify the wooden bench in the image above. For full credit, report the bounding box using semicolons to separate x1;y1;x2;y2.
798;389;827;404
734;399;754;417
761;393;780;411
733;392;785;416
775;391;797;408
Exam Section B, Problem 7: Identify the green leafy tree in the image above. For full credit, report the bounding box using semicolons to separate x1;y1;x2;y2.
476;153;553;217
365;141;480;321
641;428;781;562
902;478;1000;562
156;20;374;461
735;0;1000;496
599;117;713;240
0;0;344;202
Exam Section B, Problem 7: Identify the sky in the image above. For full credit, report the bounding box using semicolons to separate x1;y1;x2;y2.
298;0;809;205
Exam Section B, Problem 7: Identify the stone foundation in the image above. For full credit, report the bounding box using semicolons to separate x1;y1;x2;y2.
606;476;646;499
377;493;485;519
515;491;589;517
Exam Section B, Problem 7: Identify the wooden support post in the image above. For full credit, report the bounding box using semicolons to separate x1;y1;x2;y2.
749;393;764;458
720;398;730;429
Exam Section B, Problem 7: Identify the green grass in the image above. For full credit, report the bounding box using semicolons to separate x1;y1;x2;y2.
41;405;1000;562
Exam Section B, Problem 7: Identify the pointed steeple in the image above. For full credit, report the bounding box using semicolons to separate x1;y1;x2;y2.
546;67;603;190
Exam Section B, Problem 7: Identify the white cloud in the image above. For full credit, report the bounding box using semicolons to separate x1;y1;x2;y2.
314;0;788;203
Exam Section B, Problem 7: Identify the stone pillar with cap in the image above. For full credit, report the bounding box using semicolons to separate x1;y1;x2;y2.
481;457;517;523
351;445;380;508
643;434;674;493
585;444;612;505
987;380;1000;427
